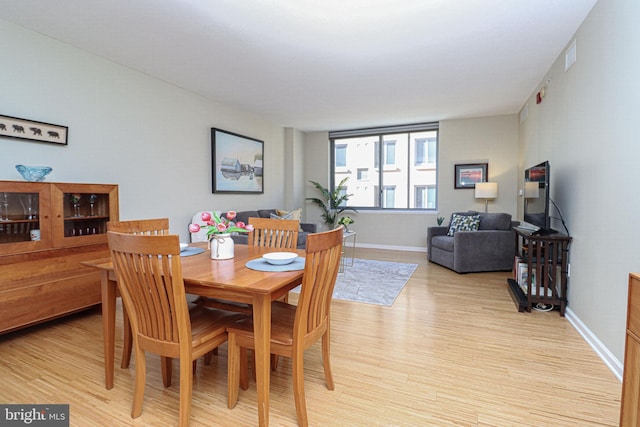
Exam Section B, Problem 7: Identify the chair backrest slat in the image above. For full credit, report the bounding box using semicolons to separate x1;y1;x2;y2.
248;217;299;250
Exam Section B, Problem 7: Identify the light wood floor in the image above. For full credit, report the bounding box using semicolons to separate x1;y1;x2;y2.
0;248;621;426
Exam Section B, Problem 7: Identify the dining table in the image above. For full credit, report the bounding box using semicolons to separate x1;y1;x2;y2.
82;242;305;427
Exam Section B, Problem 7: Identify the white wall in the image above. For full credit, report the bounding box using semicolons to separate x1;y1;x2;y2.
0;20;288;242
518;0;640;363
303;115;519;251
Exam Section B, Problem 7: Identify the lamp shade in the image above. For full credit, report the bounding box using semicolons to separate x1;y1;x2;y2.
524;181;540;198
475;182;498;199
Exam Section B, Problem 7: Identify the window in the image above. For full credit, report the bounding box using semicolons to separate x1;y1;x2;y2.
357;168;368;181
384;140;396;165
415;185;436;209
383;186;395;208
415;137;437;165
330;123;438;210
335;144;347;167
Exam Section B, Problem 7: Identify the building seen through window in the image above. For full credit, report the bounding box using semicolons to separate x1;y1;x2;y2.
330;123;438;210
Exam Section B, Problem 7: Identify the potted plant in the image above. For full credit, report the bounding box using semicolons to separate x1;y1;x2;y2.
306;177;357;229
337;215;354;231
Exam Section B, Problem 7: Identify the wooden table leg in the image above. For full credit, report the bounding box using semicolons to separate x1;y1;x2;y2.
101;270;117;390
252;293;271;427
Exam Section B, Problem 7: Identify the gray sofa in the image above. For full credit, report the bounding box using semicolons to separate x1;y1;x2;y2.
427;211;518;273
228;209;316;248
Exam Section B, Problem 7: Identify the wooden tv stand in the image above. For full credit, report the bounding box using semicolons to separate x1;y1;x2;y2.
507;228;571;316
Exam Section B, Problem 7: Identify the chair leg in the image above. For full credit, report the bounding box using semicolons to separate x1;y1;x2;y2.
227;333;240;409
131;347;146;418
292;346;308;427
322;332;334;390
240;347;249;390
204;348;218;365
121;306;132;368
161;356;172;387
179;357;193;427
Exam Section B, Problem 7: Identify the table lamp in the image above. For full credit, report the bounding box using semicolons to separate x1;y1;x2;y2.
524;181;539;211
475;182;498;213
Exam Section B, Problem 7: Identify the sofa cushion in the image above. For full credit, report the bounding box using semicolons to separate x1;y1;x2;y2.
233;210;260;225
431;235;455;252
478;212;512;230
447;213;480;236
257;209;277;218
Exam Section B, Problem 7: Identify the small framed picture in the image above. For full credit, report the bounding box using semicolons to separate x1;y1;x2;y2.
211;128;264;194
454;163;488;189
0;115;68;145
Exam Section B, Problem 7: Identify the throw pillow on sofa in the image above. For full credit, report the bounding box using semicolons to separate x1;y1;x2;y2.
272;208;303;231
447;213;480;236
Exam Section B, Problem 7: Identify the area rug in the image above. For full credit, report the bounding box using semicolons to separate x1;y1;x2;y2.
292;258;418;307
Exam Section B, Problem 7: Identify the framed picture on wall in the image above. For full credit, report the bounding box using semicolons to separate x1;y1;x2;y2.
0;114;68;145
211;128;264;194
454;163;488;189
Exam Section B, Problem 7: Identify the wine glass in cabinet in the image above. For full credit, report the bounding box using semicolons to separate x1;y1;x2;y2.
0;181;51;254
50;183;119;247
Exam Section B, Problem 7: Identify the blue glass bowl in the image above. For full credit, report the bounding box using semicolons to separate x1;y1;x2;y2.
15;165;53;182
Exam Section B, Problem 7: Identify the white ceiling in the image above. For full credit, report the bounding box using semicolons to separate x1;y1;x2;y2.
1;0;597;132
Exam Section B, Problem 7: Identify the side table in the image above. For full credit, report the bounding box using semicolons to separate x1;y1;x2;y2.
340;230;357;272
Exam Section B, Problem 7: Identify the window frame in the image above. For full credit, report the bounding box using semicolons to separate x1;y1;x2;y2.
329;123;438;211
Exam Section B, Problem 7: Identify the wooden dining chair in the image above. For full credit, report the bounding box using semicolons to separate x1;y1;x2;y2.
247;217;299;250
107;218;170;369
107;231;245;426
227;226;343;427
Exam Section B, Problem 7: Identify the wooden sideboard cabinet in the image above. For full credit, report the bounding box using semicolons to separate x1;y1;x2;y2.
507;228;571;316
621;273;640;426
0;181;119;334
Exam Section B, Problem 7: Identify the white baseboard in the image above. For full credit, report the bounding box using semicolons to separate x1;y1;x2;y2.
565;307;623;382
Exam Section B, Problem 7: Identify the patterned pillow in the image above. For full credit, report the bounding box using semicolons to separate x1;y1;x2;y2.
271;208;303;231
447;213;481;236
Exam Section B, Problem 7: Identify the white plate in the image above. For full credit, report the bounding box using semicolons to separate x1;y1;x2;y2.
180;243;189;252
262;252;298;265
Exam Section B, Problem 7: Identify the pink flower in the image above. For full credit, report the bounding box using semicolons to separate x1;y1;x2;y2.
188;210;250;237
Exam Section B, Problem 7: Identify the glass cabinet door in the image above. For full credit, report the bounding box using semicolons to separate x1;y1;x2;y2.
51;183;119;247
0;182;51;254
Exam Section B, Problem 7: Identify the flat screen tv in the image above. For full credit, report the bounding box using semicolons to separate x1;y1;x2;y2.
523;160;554;234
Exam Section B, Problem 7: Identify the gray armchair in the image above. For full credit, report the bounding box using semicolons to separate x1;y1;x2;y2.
427;211;518;273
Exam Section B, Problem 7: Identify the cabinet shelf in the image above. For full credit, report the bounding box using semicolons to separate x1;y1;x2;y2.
507;228;571;316
0;180;119;334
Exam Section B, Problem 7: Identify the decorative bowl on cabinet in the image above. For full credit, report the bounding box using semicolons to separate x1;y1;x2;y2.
15;165;53;182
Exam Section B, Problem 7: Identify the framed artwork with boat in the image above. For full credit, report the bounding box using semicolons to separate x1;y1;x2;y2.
211;128;264;194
